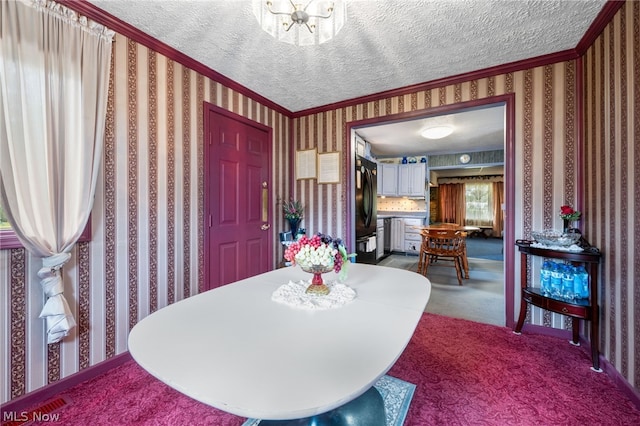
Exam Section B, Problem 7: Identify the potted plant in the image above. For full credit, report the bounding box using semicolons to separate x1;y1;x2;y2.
282;198;304;237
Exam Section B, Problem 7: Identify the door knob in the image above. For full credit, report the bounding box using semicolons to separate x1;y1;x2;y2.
261;224;271;230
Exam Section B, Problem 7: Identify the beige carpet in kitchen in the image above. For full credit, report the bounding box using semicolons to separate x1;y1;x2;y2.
377;251;504;327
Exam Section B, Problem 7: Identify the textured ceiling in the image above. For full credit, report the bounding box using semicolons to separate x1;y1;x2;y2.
88;0;607;113
356;103;505;157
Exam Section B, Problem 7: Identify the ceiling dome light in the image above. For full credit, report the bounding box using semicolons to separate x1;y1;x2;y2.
421;125;454;139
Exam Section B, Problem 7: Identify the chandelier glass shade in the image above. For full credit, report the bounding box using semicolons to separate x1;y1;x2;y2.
252;0;347;46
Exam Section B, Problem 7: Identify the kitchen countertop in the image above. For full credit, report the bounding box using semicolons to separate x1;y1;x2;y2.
378;212;426;219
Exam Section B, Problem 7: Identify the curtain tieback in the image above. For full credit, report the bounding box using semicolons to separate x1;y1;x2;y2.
38;252;75;343
37;252;71;296
42;252;72;271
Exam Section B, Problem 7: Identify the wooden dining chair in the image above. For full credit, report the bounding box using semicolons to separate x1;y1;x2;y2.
458;231;470;279
417;228;467;285
439;222;460;228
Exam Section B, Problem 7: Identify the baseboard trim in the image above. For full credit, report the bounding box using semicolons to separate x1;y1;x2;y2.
602;357;640;411
0;352;132;415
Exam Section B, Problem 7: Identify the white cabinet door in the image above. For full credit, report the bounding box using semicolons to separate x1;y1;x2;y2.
391;218;405;251
397;165;411;196
379;164;398;196
376;227;384;259
408;164;426;197
397;164;425;197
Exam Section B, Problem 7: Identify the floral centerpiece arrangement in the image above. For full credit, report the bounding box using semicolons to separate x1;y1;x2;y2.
284;232;355;294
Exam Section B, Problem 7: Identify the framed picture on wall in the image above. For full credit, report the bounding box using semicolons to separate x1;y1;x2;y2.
318;152;340;184
295;148;317;180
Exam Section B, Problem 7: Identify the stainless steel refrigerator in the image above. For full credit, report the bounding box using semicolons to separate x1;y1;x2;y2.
355;156;378;264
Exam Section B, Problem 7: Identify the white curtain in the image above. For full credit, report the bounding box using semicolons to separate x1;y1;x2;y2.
464;182;494;227
0;0;114;343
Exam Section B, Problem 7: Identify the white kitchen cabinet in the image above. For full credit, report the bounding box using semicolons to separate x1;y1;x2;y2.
376;219;384;260
389;217;423;253
391;218;405;252
397;163;426;197
403;218;424;254
378;163;398;196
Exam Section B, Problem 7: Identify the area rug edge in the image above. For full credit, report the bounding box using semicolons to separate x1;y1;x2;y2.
241;375;415;426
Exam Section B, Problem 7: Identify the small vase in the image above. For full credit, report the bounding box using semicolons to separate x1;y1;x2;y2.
563;219;581;240
288;218;301;238
301;264;332;295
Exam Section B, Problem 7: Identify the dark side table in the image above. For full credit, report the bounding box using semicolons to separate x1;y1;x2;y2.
514;240;602;371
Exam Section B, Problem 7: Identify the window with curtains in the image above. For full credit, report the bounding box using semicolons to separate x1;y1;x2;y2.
0;206;8;229
0;204;91;250
0;205;9;232
0;1;104;252
0;59;91;250
2;0;113;343
0;205;19;248
465;182;493;226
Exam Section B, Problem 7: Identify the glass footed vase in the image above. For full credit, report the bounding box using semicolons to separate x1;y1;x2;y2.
300;264;333;295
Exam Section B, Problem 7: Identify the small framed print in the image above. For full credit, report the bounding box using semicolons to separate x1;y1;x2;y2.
318;152;340;184
296;149;317;180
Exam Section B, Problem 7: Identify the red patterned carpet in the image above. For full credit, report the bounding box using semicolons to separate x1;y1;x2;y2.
18;314;640;425
390;314;640;425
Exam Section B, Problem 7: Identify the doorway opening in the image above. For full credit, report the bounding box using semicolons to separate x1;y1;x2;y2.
346;95;516;327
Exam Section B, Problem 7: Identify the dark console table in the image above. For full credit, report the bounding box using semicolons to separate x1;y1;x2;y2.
514;241;602;371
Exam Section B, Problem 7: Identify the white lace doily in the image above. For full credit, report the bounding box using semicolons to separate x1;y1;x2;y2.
271;280;357;310
531;242;584;252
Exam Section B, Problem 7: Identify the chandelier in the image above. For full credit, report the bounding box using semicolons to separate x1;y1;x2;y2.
252;1;347;46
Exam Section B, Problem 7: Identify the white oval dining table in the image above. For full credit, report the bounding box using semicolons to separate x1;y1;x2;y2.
128;263;431;422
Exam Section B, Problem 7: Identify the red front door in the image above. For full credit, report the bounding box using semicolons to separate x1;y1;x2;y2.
204;104;272;290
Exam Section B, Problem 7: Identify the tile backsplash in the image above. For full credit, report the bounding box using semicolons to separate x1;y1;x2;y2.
377;197;427;212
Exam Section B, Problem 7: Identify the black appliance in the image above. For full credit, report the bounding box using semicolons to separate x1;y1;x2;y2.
355;156;377;264
383;218;392;255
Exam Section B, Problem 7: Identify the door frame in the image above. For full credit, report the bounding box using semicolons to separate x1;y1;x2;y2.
203;101;274;290
345;94;516;328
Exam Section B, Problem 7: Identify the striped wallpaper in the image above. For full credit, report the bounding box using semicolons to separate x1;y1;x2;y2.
0;33;291;404
584;0;639;390
2;0;639;406
294;64;581;333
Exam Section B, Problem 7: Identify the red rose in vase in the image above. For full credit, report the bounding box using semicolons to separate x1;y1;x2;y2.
559;205;581;221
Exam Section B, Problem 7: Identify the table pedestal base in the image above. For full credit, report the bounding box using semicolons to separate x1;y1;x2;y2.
259;386;385;426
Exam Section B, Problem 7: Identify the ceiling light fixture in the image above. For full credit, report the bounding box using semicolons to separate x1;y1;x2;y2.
252;1;347;46
421;125;454;139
